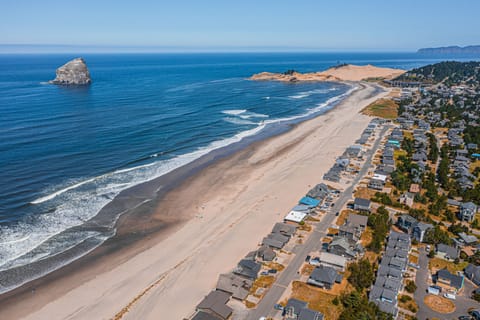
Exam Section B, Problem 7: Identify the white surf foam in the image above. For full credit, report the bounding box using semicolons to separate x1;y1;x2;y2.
0;120;270;273
0;83;357;283
221;109;247;116
289;87;338;99
239;112;269;120
223;117;257;125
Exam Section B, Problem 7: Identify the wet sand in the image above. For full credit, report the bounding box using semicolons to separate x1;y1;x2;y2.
0;82;389;320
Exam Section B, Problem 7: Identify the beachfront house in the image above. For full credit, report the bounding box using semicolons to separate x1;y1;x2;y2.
272;222;297;238
233;259;261;280
216;273;253;301
284;210;308;224
196;290;233;320
257;245;276;261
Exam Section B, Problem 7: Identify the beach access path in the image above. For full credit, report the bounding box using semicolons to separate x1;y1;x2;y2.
247;124;390;320
4;83;389;320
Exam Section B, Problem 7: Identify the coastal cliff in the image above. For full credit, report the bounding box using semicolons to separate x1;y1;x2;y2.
50;58;91;85
250;64;405;82
418;45;480;55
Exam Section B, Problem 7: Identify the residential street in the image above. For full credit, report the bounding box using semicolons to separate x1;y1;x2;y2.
246;125;390;320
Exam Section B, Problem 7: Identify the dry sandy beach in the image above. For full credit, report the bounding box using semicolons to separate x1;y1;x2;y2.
0;82;389;320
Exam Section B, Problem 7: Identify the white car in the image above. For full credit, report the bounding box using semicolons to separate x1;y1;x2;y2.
443;292;456;300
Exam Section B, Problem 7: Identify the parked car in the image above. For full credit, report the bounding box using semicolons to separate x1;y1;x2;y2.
274;304;284;310
268;269;277;274
426;245;431;251
261;271;269;276
444;292;456;300
305;255;311;262
335;211;340;216
458;316;471;320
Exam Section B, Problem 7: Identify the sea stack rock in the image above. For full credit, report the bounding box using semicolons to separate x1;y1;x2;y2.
50;58;91;85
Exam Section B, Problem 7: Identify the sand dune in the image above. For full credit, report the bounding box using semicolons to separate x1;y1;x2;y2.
250;64;405;82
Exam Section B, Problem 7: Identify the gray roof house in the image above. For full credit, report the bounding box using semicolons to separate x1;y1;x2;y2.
233;259;261;280
191;311;223;320
216;273;253;300
347;214;368;230
353;198;371;212
459;202;478;222
382;256;407;272
375;276;402;292
284;298;324;320
412;222;433;243
436;268;464;292
257;245;276;261
328;237;357;259
377;264;402;279
396;214;418;233
307;265;342;289
436;244;459;261
196;291;233;320
297;308;324;320
368;178;385;190
369;285;397;304
465;264;480;286
458;232;478;245
272;222;297;237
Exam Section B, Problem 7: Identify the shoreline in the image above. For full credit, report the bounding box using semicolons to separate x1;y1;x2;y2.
0;81;355;296
0;82;388;320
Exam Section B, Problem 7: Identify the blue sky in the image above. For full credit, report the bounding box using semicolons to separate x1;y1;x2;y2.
1;0;479;52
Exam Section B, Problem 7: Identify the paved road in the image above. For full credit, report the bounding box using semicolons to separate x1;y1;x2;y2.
414;249;477;320
247;125;391;320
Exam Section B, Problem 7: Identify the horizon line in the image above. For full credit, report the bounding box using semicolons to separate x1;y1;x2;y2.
0;43;420;54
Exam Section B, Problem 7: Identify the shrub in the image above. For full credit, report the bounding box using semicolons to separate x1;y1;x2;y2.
405;280;417;293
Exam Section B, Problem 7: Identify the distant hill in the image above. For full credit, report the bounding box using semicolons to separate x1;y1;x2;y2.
393;61;480;85
418;45;480;54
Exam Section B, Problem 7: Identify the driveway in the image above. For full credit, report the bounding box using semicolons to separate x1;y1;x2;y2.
414;249;478;320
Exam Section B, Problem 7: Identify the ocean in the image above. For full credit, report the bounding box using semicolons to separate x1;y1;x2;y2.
0;52;477;293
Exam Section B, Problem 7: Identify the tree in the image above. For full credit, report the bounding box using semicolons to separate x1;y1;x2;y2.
347;259;375;290
367;207;391;253
473;291;480;302
427;132;439;162
339;291;393;320
405;280;417;293
424;225;452;245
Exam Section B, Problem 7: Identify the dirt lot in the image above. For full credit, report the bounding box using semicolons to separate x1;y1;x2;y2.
289;281;344;320
423;294;456;314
